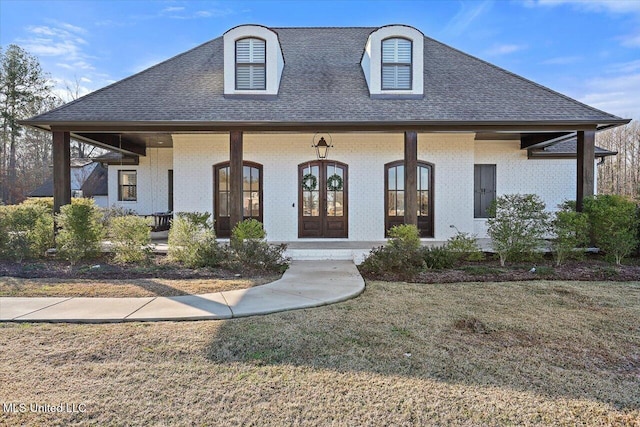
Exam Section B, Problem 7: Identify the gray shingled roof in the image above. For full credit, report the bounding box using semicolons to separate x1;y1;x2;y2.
25;27;625;126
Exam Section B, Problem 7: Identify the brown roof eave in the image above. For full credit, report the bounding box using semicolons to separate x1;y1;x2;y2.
18;118;631;134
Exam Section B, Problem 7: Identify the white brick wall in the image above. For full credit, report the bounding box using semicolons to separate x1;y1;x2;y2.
166;133;581;241
473;140;577;237
107;147;173;214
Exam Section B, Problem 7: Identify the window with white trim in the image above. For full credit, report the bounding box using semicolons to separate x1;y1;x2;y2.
235;38;266;90
118;170;137;202
382;38;412;90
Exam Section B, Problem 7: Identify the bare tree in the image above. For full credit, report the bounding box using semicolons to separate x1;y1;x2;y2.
597;120;640;199
64;77;101;158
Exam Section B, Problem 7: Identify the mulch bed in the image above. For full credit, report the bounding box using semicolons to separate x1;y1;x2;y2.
2;254;639;283
0;255;252;281
361;254;640;283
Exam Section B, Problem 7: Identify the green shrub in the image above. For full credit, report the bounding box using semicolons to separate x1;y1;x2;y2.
421;245;456;269
487;194;550;266
175;212;211;228
360;224;425;280
387;224;421;252
168;213;225;268
21;197;54;213
550;201;589;266
231;219;266;250
583;195;639;265
109;215;152;264
228;240;290;274
100;205;137;228
56;198;105;264
446;230;484;261
0;203;54;262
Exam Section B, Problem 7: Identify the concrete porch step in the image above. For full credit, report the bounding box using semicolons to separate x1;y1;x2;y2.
284;248;370;263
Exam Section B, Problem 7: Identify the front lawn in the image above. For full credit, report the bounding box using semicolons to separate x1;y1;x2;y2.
1;280;638;425
0;276;276;297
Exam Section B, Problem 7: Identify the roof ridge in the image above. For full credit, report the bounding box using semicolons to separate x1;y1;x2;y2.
272;26;376;29
422;35;625;122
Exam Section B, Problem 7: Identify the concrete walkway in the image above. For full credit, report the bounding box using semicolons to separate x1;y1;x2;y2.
0;261;365;323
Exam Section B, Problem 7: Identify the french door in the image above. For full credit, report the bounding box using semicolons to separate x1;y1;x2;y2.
214;161;262;238
298;161;348;238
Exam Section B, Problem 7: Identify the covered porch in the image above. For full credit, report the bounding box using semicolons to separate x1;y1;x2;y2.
49;125;601;231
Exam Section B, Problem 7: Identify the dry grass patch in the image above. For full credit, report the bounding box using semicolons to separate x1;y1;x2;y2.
0;276;277;297
1;280;639;426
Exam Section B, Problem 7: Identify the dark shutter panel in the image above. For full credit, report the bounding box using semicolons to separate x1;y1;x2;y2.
482;165;496;218
474;165;496;218
474;165;482;218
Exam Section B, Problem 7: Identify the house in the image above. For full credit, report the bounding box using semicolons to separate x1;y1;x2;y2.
22;24;629;247
29;158;108;208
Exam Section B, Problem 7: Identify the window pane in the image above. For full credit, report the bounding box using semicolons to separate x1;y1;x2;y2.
335;191;343;217
396;191;405;216
251;168;260;191
419;166;429;191
419;191;429;216
382;38;411;63
243;191;251;217
382;66;397;89
236;39;252;63
251;65;265;89
396;165;404;190
218;167;228;191
388;191;397;216
243;166;251;191
388;166;396;191
396;39;411;63
219;192;229;217
396;66;411;89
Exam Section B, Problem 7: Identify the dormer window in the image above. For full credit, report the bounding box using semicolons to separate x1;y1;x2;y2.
382;38;412;90
361;25;424;98
236;38;266;90
224;25;284;98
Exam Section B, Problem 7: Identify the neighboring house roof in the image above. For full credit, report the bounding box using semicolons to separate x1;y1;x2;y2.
24;26;626;130
29;160;107;197
81;163;108;196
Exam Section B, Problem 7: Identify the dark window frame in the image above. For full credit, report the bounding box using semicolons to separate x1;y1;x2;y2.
213;161;263;238
118;170;137;202
235;37;266;91
384;160;434;237
381;37;413;90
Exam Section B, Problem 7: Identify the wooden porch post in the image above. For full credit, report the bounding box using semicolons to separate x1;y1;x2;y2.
576;129;595;212
404;131;418;226
52;131;71;214
229;130;244;229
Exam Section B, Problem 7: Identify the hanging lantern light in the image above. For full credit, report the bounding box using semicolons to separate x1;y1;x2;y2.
312;133;333;160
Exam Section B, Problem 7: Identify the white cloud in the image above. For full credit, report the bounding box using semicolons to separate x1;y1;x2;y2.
542;55;582;65
484;43;527;56
531;0;640;14
18;22;109;101
443;0;492;36
606;59;640;74
621;32;640;47
580;73;640;118
162;6;185;13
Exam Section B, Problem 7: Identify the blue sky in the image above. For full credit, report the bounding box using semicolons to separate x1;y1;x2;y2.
1;0;639;118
